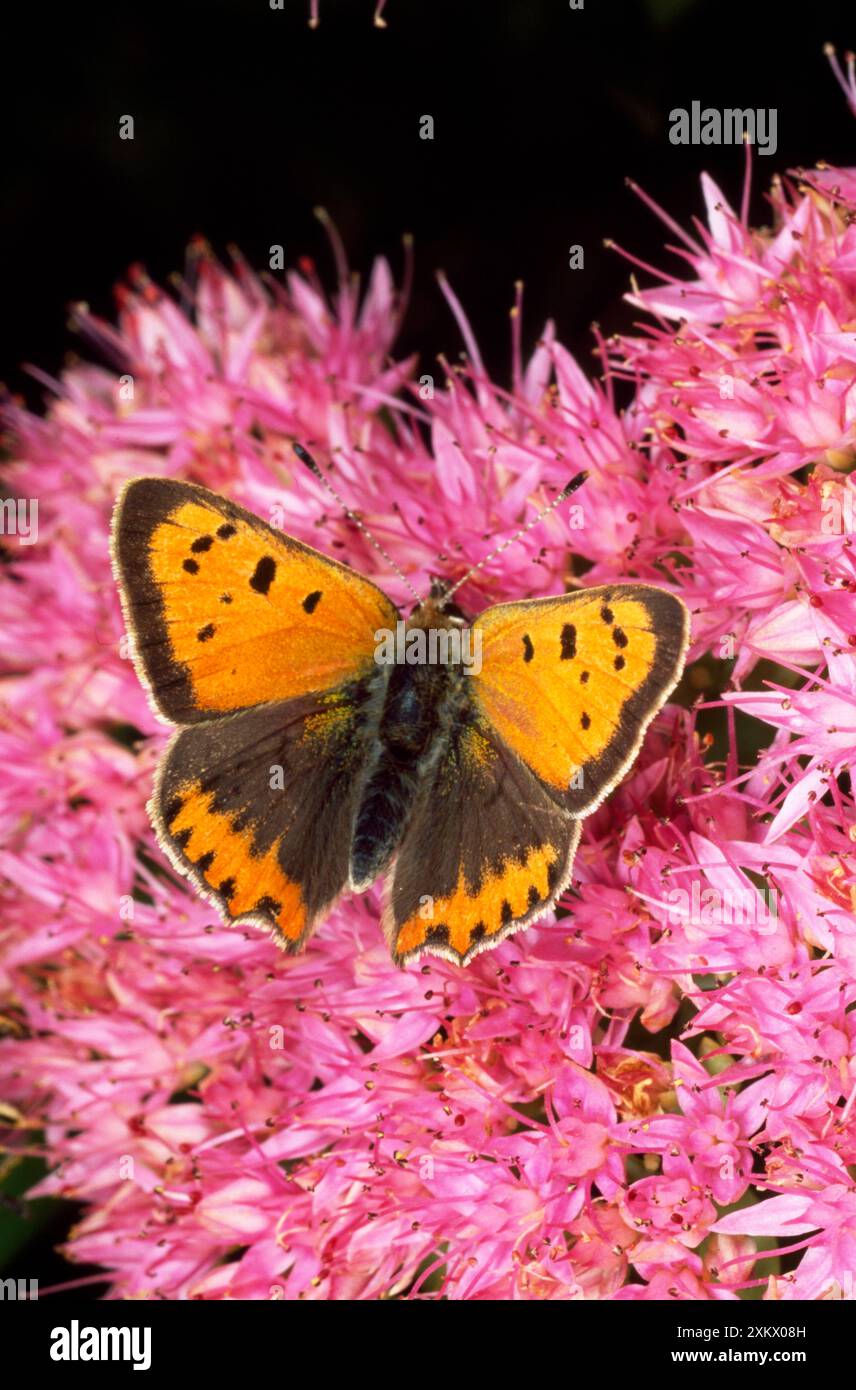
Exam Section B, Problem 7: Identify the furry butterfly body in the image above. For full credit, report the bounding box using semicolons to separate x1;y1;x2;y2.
111;474;689;965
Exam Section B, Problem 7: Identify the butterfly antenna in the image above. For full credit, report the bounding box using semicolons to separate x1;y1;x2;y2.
443;471;589;602
292;442;423;605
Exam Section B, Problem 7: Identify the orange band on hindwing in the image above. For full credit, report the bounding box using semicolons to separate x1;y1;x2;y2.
161;780;307;945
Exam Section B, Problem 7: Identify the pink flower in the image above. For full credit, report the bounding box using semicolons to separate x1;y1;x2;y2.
615;1043;756;1206
619;1160;718;1271
713;1185;856;1299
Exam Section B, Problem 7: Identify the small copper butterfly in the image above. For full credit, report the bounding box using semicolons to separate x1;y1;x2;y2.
111;447;689;966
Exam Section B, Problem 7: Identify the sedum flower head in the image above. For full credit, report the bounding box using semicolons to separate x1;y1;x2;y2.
4;93;856;1298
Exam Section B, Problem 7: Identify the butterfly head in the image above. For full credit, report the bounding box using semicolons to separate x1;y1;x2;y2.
411;577;469;626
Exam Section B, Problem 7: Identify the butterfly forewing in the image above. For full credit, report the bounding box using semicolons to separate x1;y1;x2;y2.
111;476;398;723
470;584;689;816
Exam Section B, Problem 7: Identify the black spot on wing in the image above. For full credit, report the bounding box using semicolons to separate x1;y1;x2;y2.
191;535;213;553
615;654;626;671
183;558;199;575
196;850;215;873
560;624;576;660
254;895;283;917
581;712;591;730
613;626;628;649
219;877;236;900
601;605;614;625
522;633;534;663
197;624;215;643
547;856;563;892
250;556;277;595
303;590;322;614
217;523;237;540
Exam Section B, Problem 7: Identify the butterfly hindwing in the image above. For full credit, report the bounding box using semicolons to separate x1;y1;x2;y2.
385;712;580;966
111;476;398;724
153;681;384;949
470;584;689;816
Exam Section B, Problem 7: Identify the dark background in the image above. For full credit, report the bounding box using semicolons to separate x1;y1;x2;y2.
2;0;854;1295
3;0;855;403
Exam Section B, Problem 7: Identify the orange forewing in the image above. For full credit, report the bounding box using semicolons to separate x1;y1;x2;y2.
111;476;397;723
470;584;689;816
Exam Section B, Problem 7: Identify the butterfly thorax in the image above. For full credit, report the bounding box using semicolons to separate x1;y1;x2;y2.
379;599;468;748
349;598;473;891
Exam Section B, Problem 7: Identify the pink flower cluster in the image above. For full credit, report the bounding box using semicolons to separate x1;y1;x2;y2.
4;127;856;1299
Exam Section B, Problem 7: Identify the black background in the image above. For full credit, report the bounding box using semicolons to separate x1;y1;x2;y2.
3;0;855;404
2;0;855;1295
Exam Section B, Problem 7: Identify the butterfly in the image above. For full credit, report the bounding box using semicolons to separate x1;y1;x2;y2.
110;447;689;967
